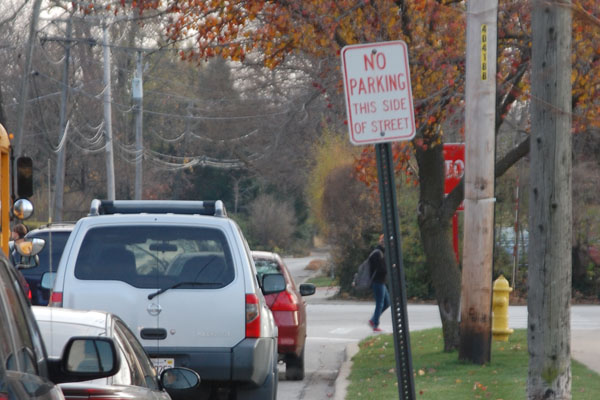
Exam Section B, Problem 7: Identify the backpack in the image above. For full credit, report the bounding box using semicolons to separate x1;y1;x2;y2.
352;249;380;290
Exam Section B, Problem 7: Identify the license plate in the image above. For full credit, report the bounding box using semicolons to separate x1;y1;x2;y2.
151;358;174;374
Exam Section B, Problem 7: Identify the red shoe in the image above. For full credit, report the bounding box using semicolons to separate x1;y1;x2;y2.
368;320;375;329
373;327;384;332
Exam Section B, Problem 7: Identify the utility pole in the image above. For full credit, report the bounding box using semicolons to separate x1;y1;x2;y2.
458;0;498;364
527;0;572;398
132;51;143;200
15;0;43;158
512;174;520;289
102;23;116;200
53;16;73;222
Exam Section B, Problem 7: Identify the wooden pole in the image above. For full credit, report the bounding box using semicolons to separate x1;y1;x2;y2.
458;0;498;364
133;51;143;200
14;0;43;158
527;0;572;397
102;23;115;200
53;16;72;222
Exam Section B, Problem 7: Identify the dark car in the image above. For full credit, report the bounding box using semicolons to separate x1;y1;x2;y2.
21;223;74;305
0;252;121;400
252;251;316;380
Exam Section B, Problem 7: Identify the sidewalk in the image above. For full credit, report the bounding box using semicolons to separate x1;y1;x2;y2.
572;329;600;374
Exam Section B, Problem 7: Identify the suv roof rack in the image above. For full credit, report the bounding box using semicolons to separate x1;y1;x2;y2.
88;199;227;217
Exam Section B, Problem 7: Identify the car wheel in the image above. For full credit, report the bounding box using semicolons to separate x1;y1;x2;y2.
285;346;305;381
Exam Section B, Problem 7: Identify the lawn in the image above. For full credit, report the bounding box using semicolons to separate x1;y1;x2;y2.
305;275;338;287
347;329;600;399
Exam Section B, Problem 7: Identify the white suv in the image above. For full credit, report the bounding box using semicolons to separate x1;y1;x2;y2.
48;200;284;400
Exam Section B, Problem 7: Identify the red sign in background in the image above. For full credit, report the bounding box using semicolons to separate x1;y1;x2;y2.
444;143;465;263
443;143;465;196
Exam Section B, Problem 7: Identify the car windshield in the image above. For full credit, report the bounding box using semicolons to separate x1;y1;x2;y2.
74;225;234;289
24;230;71;274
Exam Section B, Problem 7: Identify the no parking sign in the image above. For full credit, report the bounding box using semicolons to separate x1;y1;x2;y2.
341;41;415;145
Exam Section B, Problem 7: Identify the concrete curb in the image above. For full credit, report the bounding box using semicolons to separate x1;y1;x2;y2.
333;342;360;400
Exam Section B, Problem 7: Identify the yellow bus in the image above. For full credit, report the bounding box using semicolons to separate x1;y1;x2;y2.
0;122;35;258
0;123;12;256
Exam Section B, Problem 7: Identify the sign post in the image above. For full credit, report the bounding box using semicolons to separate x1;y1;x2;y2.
341;41;416;400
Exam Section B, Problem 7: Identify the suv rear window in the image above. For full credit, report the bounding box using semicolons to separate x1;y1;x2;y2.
74;225;234;289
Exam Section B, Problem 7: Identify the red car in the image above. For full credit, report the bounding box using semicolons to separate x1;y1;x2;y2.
252;251;316;380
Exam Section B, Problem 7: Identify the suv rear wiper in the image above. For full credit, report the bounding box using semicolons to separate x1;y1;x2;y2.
148;281;220;300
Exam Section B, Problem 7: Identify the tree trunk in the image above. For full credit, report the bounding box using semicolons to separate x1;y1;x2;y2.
528;0;572;398
416;144;462;351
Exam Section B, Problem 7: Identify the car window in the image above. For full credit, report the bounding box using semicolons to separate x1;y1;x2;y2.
0;270;16;369
110;328;135;386
114;320;159;390
74;225;234;289
0;259;39;375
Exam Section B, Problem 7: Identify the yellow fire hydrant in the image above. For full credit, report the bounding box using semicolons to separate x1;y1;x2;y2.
492;275;514;341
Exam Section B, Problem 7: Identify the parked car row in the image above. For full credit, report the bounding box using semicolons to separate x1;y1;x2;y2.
4;199;316;400
0;250;199;400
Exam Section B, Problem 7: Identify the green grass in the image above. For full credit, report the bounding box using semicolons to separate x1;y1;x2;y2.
347;329;600;399
305;275;338;287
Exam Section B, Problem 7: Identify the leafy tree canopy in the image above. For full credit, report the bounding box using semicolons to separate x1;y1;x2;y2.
101;0;600;187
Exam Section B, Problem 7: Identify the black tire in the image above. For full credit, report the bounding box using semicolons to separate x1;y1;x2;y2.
285;347;305;381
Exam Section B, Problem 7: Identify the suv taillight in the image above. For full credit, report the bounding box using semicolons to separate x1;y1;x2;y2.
245;294;261;338
50;291;63;307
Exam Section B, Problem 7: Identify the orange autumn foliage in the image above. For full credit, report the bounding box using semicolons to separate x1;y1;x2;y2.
106;0;599;186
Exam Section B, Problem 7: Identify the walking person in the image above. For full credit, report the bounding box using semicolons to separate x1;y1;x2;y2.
368;234;390;332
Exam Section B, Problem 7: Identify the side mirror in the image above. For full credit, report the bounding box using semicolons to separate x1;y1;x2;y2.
15;238;45;257
160;367;201;399
41;272;56;290
13;238;45;269
64;337;119;374
299;283;316;297
12;198;34;220
261;273;286;295
49;337;120;384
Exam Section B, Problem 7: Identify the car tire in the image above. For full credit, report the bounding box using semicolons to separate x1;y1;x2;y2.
285;346;305;381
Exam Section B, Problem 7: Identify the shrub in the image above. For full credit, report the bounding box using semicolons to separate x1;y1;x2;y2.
247;194;296;250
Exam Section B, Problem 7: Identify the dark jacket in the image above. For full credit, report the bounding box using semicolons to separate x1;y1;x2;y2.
368;245;386;284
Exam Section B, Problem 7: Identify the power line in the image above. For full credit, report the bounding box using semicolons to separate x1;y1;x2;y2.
31;66;295;121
